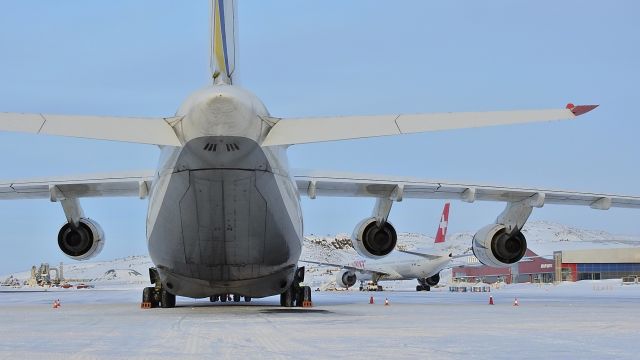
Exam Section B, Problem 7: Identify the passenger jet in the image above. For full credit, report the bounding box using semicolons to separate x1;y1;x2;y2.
304;203;465;292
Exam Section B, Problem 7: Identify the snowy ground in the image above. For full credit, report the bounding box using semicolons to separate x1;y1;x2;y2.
1;281;639;359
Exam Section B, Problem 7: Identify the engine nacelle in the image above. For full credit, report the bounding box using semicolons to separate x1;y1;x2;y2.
472;224;527;268
57;218;105;261
351;217;397;259
418;273;440;287
336;269;357;288
426;273;440;286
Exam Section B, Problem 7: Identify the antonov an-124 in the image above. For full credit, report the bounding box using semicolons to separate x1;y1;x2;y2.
1;1;639;307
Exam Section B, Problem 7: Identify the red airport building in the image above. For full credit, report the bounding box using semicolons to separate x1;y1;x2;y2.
452;247;640;284
453;249;554;284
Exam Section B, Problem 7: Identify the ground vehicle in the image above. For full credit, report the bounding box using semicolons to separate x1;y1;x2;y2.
359;281;383;292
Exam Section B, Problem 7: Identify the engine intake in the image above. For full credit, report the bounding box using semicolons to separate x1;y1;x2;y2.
58;218;105;261
352;217;397;259
472;224;527;268
336;269;357;288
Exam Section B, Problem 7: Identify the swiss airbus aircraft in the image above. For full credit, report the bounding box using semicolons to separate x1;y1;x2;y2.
304;203;464;292
1;1;639;308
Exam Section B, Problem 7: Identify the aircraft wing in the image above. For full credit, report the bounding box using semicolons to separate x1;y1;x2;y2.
0;170;156;200
262;104;597;146
396;250;442;260
299;260;390;277
293;170;640;210
396;249;452;260
0;112;182;146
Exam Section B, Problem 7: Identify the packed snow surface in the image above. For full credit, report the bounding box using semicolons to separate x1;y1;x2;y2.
1;281;639;359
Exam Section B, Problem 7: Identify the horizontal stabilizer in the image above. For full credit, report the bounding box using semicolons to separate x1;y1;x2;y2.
0;112;182;146
262;105;598;146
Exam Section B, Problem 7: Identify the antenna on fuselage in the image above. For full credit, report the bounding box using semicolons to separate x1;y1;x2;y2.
210;0;238;85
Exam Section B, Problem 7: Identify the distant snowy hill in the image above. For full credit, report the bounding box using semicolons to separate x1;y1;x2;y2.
2;222;639;290
1;255;153;288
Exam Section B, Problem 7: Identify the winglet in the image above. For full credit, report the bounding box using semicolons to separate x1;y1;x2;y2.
434;203;450;244
566;103;599;116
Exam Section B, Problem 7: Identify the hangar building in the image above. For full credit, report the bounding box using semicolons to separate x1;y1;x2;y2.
555;248;640;281
452;249;554;284
452;247;640;283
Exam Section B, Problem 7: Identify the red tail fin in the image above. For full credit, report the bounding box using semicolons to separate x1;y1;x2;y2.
434;203;450;244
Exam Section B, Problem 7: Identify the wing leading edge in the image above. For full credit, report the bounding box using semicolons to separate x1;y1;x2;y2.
293;170;640;210
0;171;156;201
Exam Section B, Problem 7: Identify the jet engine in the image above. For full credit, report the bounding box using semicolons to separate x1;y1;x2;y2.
425;273;440;286
472;224;527;268
336;269;357;288
57;218;105;261
351;217;397;259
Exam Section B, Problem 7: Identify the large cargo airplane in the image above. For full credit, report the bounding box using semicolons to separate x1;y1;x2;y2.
304;203;465;292
1;1;639;307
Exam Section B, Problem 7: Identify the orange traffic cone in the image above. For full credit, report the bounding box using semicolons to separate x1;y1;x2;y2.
489;296;494;305
369;296;374;304
384;298;389;306
513;298;519;306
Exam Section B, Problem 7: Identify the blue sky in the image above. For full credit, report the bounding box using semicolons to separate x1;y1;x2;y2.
0;1;639;274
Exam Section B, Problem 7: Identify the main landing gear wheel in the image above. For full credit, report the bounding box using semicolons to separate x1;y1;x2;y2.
210;295;218;302
233;294;241;302
280;266;312;308
296;286;312;307
416;285;431;292
280;287;294;307
244;296;252;302
160;288;176;308
143;267;176;309
142;286;159;308
220;294;227;303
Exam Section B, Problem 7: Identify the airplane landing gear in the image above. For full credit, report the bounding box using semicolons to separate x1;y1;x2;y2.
210;294;251;303
142;267;176;308
280;266;312;307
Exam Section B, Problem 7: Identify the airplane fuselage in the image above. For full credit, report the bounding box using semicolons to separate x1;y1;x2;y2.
352;252;451;282
144;85;304;298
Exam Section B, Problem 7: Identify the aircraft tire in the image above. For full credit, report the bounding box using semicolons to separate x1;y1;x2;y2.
160;289;176;308
280;288;294;307
142;287;157;307
244;296;252;302
302;286;312;303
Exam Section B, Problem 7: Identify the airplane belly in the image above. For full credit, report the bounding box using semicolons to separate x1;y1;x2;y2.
147;136;302;298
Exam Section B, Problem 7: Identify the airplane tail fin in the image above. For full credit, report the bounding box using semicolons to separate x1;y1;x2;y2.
210;0;238;85
434;203;450;245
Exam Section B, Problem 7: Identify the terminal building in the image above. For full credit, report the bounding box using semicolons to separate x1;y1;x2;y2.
555;248;640;281
452;247;640;284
